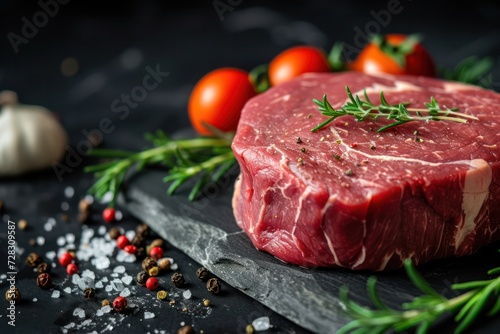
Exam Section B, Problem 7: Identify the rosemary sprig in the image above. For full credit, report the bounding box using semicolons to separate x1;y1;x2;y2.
442;56;494;88
311;86;478;133
339;255;500;334
84;130;236;205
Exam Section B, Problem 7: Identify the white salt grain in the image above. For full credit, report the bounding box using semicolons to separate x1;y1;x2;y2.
170;263;178;271
37;236;45;246
120;288;131;297
84;194;94;205
105;285;113;292
46;251;56;260
102;305;112;313
94;256;110;270
66;233;76;244
81;269;95;280
47;217;56;226
125;230;135;241
57;236;66;246
64;186;75;198
64;287;72;294
252;317;270;331
98;225;106;235
61;202;69;211
73;308;85;319
95;281;103;289
113;265;126;273
33;298;37;302
121;275;133;285
72;274;81;285
115;210;123;221
51;290;61;298
182;290;192;299
44;222;53;232
144;312;155;320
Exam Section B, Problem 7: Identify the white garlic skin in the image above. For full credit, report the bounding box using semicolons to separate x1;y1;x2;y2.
0;104;68;176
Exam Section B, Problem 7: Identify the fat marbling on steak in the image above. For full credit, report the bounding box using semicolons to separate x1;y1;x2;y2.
231;72;500;271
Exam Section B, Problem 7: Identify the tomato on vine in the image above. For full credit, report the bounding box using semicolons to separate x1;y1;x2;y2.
188;68;256;135
351;34;436;77
268;46;331;86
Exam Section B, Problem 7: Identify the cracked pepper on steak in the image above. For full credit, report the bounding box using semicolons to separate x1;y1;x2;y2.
231;72;500;271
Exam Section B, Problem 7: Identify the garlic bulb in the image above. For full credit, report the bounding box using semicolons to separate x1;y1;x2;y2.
0;97;68;176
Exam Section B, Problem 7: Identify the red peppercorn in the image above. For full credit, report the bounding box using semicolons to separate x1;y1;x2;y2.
124;244;137;254
145;277;159;291
103;207;116;223
59;252;74;267
66;263;78;275
149;246;164;260
112;296;127;312
116;235;130;249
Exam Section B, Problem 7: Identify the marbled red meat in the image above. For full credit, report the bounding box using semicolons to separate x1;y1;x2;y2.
231;72;500;270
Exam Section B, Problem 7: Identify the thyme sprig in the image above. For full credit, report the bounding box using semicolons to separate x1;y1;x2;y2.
84;130;235;205
311;86;478;133
339;255;500;334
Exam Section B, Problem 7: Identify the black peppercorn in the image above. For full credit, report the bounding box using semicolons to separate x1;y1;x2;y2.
36;273;52;288
5;287;21;302
196;267;210;282
131;234;146;247
135;223;150;237
136;271;149;286
135;247;146;259
142;257;157;272
37;262;51;274
206;277;221;294
178;325;194;334
26;253;43;267
83;288;95;300
108;227;121;240
171;272;186;288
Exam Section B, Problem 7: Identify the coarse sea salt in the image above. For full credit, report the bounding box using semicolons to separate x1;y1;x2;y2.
73;308;85;319
144;312;155;320
51;290;61;298
113;265;126;273
119;288;131;297
252;317;271;331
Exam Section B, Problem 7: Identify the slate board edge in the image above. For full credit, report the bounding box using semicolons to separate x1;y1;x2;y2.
121;187;348;334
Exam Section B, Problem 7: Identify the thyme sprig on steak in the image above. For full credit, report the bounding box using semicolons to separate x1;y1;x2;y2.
311;86;478;133
339;256;500;334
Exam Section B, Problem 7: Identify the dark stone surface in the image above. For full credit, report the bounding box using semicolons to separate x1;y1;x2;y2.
123;169;500;333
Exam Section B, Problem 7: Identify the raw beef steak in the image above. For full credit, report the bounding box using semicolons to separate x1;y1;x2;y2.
231;72;500;270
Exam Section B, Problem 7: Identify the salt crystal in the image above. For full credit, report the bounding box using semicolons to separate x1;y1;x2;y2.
51;290;61;298
72;274;81;285
84;194;94;204
73;308;85;319
182;290;192;299
125;230;135;241
64;287;72;294
96;309;104;317
115;210;123;221
46;251;56;260
65;322;75;329
95;281;103;289
57;236;66;246
64;186;75;198
102;305;112;313
110;273;119;277
120;288;131;297
116;250;136;263
252;317;270;331
48;217;56;226
78;277;95;290
66;233;76;244
81;269;95;280
33;298;37;302
44;222;53;232
144;312;155;320
101;277;109;283
170;263;178;271
100;191;113;204
121;275;133;285
94;256;110;270
36;236;45;245
98;226;106;235
113;265;126;273
105;285;113;292
112;279;124;291
61;202;70;211
0;274;6;279
52;262;56;268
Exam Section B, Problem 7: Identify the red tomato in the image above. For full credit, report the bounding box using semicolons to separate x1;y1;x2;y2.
188;68;256;135
351;34;436;77
268;46;331;86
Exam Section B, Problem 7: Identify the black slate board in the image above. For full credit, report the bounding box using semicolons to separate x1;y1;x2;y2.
122;169;500;333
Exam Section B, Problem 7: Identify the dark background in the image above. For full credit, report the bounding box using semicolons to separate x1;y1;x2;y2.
0;0;499;333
